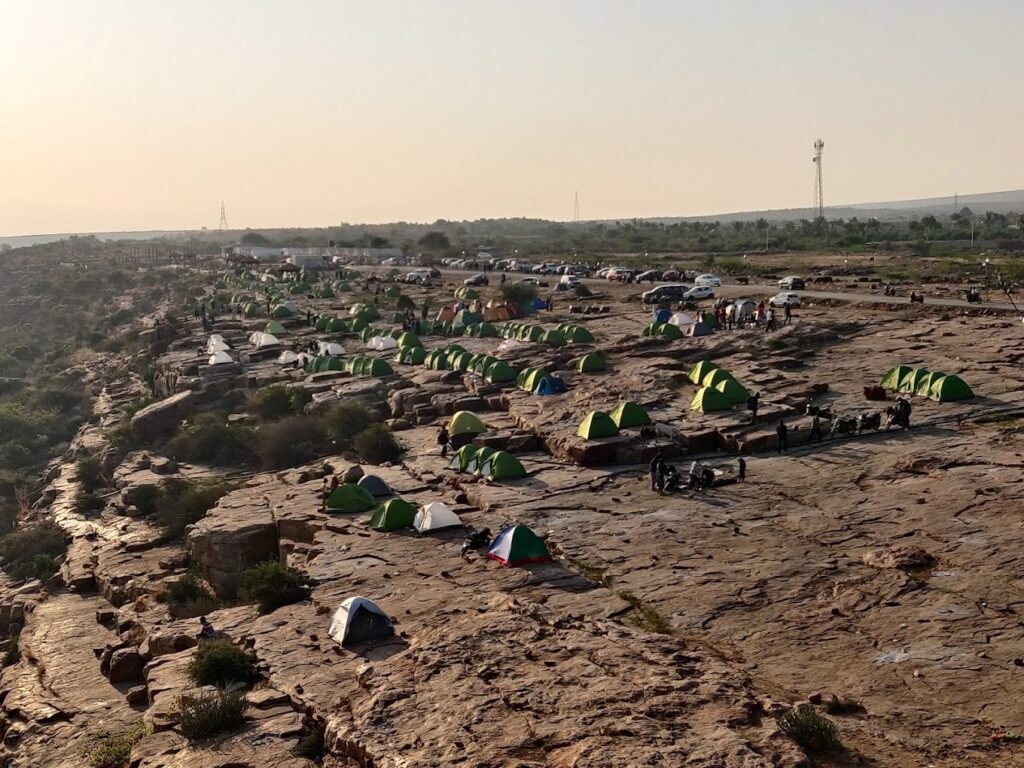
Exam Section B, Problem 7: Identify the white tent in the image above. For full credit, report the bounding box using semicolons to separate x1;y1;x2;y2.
730;299;756;322
206;335;230;354
317;341;345;357
413;502;462;533
208;351;233;366
668;312;693;327
328;597;393;645
277;350;300;365
366;336;398;351
248;331;281;349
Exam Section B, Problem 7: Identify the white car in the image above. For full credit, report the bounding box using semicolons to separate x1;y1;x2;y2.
694;274;722;288
770;292;801;308
683;286;715;301
559;274;581;287
516;276;548;287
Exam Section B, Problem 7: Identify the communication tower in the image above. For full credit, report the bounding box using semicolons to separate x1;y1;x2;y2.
812;140;824;219
219;201;229;231
573;191;580;223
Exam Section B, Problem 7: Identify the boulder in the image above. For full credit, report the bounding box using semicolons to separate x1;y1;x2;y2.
108;647;144;683
150;457;179;475
130;391;196;441
125;684;149;706
862;544;936;572
188;501;279;599
341;465;364;484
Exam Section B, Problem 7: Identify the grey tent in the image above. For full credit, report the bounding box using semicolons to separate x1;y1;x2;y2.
687;321;714;337
328;597;394;645
357;474;393;498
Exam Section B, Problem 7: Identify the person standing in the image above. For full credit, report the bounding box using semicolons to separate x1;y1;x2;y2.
737;457;746;482
747;392;760;425
437;426;451;457
649;452;664;493
766;306;777;331
776;420;789;454
784;303;793;325
810;413;823;442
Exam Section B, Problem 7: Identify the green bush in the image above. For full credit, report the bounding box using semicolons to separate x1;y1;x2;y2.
74;489;106;516
289;389;312;414
166;568;218;619
82;722;151;768
323;403;374;448
124;484;160;516
154;479;236;539
252;385;295;421
175;689;248;741
353;424;402;464
186;639;252;687
165;414;257;467
238;561;309;614
256;415;327;470
499;282;538;306
0;522;66;581
778;704;841;752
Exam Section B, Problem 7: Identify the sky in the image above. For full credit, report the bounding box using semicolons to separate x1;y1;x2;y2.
3;0;1024;235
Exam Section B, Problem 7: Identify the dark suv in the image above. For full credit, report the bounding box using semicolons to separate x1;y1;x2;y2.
641;284;690;304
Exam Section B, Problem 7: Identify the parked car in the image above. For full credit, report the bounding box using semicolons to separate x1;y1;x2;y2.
694;274;722;288
661;270;680;281
683;286;715;301
637;270;662;283
770;292;802;308
641;284;690;304
559;274;581;288
464;274;489;287
778;276;806;290
516;277;549;287
404;270;434;284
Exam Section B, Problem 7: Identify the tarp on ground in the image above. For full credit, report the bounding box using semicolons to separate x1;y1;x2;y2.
413;502;462;533
486;525;551;566
577;353;607;373
929;374;974;402
690;386;733;412
368;498;416;531
325;484;375;513
577;411;619;439
328;597;393;645
609;401;651;428
448;411;486;436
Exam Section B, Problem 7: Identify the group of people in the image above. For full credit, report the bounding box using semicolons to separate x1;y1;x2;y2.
885;396;912;430
648;452;746;494
401;309;423;334
706;300;793;332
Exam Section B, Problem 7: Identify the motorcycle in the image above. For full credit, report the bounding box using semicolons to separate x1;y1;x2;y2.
856;412;881;433
830;416;857;438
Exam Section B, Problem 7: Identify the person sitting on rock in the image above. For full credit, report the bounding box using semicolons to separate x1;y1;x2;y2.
662;463;681;494
437;426;451;457
197;616;216;640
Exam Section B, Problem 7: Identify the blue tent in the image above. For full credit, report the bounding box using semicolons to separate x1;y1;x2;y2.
534;376;568;396
532;297;548;311
652;308;672;324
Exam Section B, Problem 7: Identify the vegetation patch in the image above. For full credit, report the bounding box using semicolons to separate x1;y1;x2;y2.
257;415;327;470
778;704;842;752
154;479;237;539
238;561;310;614
166;567;219;618
323;403;375;449
0;522;66;582
82;722;151;768
166;413;258;467
175;689;248;741
186;639;253;687
353;424;402;464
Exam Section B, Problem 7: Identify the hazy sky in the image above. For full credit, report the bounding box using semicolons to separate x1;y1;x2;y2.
4;0;1024;234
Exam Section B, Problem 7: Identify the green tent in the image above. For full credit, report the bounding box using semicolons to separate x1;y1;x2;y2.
350;317;368;333
448;444;478;472
384;285;401;298
929;374;973;402
455;286;479;300
272;304;295;318
315;316;332;332
350;304;379;321
364;359;393;377
563;326;595;344
715;378;750;405
577;353;607;373
486;524;550;565
326;484;375;513
448;351;473;370
485;360;516;383
525;326;545;342
396;332;422;348
368;498;417;531
466;445;495;474
880;365;913;390
265;320;288;336
425;351;449;370
480;451;527;480
914;370;946;397
609;401;651;429
448;411;486;436
452;309;482;328
690;386;733;413
465;322;500;338
577;411;620;439
540;329;566;347
688;361;719;385
643;322;684;340
327;317;348;333
315;285;335;299
702;368;735;389
472;356;498;375
307;356;345;374
519;368;550;392
396;346;427;365
899;368;930;394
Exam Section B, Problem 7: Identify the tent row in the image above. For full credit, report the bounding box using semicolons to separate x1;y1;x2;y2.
305;355;393;377
447;445;527;480
391;344;519;383
879;366;973;402
687;361;750;413
496;322;568;347
643;319;713;339
577;401;652;439
315;315;369;334
516;367;568;396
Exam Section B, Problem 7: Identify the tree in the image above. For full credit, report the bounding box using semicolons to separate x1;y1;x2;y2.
418;231;450;251
240;231;272;246
369;236;390;248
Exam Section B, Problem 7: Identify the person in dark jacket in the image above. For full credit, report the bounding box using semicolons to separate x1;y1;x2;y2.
747;392;760;425
437;426;451;457
649;452;665;493
776;420;789;453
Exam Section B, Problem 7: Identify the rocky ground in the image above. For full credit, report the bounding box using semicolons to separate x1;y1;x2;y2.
2;261;1023;767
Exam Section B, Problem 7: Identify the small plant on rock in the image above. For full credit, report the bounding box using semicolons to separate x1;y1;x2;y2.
252;385;295;421
238;561;310;614
353;424;402;464
75;455;104;493
778;704;842;752
186;639;253;688
166;567;219;619
82;722;151;768
323;403;374;449
175;689;248;741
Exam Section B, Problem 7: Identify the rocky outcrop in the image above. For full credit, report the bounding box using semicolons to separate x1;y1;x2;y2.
130;390;196;441
187;497;279;598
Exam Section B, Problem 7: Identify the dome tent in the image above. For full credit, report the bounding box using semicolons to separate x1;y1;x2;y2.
368;498;417;531
652;308;672;324
687;321;714;337
517;367;549;392
447;444;478;472
357;474;393;498
484;360;517;384
480;451;526;480
715;378;750;405
899;368;930;394
206;335;230;354
395;346;428;366
562;325;594;343
688;360;719;384
880;365;913;391
642;322;684;341
914;370;946;397
577;353;607;373
249;331;280;349
577;411;619;439
414;502;462;533
264;320;288;336
328;597;394;645
325;484;375;513
327;317;348;333
690;386;733;413
366;335;398;351
929;374;973;402
533;376;567;396
669;312;694;327
701;368;734;389
208;351;233;366
609;401;651;429
396;332;422;349
486;525;551;567
448;411;486;437
466;446;496;474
